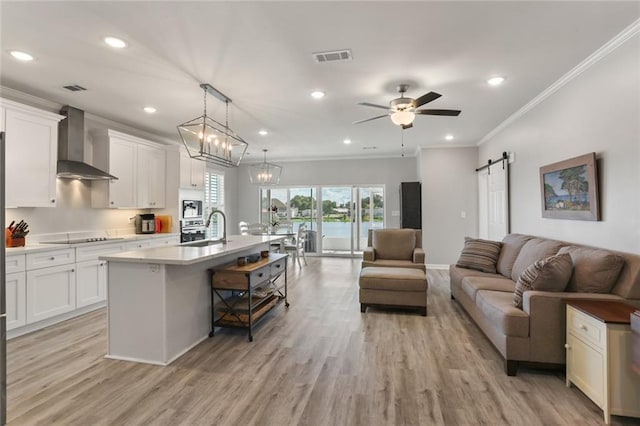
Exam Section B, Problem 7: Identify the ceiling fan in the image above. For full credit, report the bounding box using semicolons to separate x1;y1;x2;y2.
353;84;461;129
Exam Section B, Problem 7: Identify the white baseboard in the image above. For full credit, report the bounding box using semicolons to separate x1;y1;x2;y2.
7;302;106;339
426;264;450;270
105;334;209;366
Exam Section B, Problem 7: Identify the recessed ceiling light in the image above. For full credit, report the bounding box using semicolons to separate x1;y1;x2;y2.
311;90;325;99
343;139;351;145
445;134;454;141
143;106;156;114
104;36;127;49
10;50;34;61
487;76;505;86
259;130;268;136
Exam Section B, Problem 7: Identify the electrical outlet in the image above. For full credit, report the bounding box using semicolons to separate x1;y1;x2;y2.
391;210;400;217
460;211;466;219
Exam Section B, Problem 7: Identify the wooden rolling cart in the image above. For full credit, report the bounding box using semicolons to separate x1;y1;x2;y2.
209;253;288;342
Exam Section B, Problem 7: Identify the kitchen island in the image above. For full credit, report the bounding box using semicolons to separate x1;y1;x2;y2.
100;235;286;366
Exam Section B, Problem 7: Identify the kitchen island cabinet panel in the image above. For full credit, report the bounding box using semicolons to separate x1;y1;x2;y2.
2;101;63;208
5;272;26;330
26;263;77;323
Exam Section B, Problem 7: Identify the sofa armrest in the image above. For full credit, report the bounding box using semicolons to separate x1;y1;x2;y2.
522;291;623;363
363;247;375;262
413;247;425;265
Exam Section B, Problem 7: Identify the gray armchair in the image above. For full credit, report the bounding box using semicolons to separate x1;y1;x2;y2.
362;228;425;271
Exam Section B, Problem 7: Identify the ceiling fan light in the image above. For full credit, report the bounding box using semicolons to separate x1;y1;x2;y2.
391;110;415;126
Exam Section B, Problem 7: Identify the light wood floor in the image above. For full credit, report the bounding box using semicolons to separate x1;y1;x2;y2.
6;258;640;425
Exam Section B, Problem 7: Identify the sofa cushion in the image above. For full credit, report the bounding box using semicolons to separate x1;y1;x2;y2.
449;265;502;289
462;276;515;302
513;253;573;308
497;234;533;278
456;237;502;273
559;246;625;294
476;290;530;338
372;229;416;260
511;238;565;282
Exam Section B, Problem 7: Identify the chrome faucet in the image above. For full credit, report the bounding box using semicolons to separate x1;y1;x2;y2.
205;208;227;243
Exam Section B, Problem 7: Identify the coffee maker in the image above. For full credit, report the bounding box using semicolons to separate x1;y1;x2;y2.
135;214;156;234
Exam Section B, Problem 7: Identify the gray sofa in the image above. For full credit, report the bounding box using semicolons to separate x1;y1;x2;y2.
450;234;640;376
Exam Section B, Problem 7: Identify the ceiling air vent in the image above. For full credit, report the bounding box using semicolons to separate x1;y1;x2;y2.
312;49;352;63
362;146;377;150
63;84;87;92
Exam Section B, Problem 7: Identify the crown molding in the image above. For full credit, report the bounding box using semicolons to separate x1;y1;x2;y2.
0;85;179;146
478;18;640;146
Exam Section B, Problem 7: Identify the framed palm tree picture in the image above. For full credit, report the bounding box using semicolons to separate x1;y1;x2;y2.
540;152;600;221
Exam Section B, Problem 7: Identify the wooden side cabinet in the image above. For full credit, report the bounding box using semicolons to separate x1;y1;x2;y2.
565;301;640;424
210;253;288;342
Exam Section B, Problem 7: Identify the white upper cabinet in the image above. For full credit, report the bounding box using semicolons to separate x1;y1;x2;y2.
180;150;205;190
108;136;137;208
137;144;166;208
1;99;63;208
92;129;166;209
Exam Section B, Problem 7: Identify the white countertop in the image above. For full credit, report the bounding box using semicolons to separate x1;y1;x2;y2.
5;233;180;255
100;234;286;266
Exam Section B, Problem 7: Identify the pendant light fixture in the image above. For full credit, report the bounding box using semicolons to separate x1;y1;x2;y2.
248;149;282;185
177;83;248;167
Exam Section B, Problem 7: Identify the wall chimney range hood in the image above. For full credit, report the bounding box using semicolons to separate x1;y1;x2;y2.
57;106;117;180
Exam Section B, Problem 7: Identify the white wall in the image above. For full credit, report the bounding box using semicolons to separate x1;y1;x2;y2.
478;33;640;253
418;147;479;265
236;157;418;229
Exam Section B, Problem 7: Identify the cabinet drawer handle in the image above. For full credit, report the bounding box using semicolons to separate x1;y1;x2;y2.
580;325;588;331
275;264;280;269
257;273;264;278
51;199;55;203
50;256;55;260
565;344;570;349
71;268;75;272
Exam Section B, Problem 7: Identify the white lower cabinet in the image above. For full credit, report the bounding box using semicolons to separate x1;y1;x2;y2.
76;259;107;308
5;271;26;330
26;263;77;323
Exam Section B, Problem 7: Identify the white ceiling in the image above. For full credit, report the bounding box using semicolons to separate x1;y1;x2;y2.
1;1;638;161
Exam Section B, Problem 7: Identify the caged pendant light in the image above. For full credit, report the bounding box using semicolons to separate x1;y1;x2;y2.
249;149;282;185
177;83;248;167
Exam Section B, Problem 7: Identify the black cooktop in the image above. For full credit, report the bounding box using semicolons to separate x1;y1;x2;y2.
44;237;124;245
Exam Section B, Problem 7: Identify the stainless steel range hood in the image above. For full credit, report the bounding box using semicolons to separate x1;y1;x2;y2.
57;106;118;180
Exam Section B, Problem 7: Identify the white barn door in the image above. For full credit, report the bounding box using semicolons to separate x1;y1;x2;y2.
478;161;509;241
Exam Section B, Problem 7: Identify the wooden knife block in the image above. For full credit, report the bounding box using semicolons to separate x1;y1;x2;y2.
5;228;25;247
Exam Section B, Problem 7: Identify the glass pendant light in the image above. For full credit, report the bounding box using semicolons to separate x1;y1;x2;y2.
248;149;282;185
177;83;248;167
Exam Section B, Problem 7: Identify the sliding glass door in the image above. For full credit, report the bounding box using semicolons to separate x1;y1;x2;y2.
260;185;384;257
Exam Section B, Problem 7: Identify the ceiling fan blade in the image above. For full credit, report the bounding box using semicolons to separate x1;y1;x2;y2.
401;123;413;130
352;114;389;125
412;91;441;108
415;109;461;116
358;102;389;110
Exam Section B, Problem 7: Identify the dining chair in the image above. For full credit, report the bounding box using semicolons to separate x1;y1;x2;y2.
238;221;249;235
284;224;308;267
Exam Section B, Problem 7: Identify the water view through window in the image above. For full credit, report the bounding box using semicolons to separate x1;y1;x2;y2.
260;185;384;255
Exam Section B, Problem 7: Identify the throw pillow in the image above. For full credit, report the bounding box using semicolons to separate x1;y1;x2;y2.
513;253;573;309
456;237;502;274
558;246;625;294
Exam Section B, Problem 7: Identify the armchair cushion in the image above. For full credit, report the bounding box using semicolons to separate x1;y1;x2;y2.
372;229;416;260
